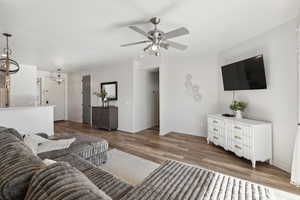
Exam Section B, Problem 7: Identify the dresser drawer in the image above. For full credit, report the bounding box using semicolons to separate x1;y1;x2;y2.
231;142;244;157
232;123;251;136
230;141;252;158
208;125;224;137
208;117;225;127
231;132;252;147
211;133;225;146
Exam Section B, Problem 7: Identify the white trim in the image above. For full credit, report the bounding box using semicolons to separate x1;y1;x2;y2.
272;160;291;173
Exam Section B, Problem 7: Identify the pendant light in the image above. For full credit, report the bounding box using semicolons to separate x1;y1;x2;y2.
52;68;64;85
0;33;20;107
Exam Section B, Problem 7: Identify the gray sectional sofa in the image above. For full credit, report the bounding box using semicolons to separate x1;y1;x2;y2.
0;127;132;200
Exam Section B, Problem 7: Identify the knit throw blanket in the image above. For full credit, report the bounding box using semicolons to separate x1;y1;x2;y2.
121;160;273;200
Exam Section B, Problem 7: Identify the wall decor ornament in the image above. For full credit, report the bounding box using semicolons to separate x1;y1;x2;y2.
185;74;202;102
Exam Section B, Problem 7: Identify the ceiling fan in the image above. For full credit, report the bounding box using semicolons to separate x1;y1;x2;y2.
121;17;189;56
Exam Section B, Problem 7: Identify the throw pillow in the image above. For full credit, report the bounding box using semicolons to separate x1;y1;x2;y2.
25;162;112;200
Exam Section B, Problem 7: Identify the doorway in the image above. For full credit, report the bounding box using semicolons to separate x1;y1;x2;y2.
82;75;91;125
44;77;66;121
152;70;160;131
133;67;160;133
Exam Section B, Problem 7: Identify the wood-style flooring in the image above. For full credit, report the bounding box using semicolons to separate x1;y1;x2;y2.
55;121;300;195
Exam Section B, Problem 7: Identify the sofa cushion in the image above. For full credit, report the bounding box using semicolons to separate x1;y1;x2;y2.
24;162;112;200
55;154;133;200
84;167;133;200
0;131;45;200
0;127;24;141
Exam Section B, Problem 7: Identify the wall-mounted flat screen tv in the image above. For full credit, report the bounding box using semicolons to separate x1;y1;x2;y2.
221;55;267;91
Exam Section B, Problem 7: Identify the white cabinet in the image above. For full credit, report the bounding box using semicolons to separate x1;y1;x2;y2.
207;114;272;168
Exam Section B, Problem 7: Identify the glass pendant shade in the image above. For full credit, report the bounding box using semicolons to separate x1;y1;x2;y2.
0;33;20;75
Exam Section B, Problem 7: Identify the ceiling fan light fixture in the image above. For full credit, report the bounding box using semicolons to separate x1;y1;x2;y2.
122;18;189;56
151;44;159;51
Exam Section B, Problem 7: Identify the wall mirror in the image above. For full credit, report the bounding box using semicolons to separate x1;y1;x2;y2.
101;81;118;101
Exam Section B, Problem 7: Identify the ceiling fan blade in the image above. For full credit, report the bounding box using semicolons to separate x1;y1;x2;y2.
159;43;169;50
166;40;188;51
129;26;151;38
121;40;151;47
164;27;189;39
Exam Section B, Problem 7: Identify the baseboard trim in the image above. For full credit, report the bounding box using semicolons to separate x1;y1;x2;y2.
272;160;291;173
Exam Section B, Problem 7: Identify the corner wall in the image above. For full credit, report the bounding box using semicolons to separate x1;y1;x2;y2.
218;18;299;172
160;54;220;136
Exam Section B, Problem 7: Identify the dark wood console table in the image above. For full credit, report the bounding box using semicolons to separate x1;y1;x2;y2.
92;106;118;131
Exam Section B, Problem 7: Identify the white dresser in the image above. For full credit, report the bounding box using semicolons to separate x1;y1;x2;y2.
207;114;272;168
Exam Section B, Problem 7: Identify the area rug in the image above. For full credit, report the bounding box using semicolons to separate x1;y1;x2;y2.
100;149;300;200
99;149;160;185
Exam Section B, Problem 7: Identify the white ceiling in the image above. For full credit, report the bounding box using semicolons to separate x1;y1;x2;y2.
0;0;299;72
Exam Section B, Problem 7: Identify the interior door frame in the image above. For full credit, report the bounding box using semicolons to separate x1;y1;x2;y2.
82;75;92;125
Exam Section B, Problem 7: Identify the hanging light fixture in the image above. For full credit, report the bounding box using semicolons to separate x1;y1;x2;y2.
0;33;20;74
0;33;20;107
52;68;64;85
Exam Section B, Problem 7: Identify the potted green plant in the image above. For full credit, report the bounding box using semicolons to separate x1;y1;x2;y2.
230;100;248;119
94;89;107;107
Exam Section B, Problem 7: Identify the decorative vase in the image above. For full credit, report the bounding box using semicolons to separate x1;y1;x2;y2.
101;97;105;107
235;110;243;119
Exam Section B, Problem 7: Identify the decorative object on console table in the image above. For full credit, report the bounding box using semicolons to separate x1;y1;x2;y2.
230;100;248;119
92;106;118;131
94;89;107;107
207;114;272;168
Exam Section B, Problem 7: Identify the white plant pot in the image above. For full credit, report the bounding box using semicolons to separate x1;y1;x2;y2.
235;110;243;119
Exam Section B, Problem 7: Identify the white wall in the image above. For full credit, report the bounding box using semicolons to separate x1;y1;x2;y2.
160;54;220;136
218;19;299;172
68;63;134;132
132;63;159;132
10;64;37;106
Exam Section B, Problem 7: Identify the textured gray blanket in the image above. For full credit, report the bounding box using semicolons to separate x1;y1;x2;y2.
121;160;273;200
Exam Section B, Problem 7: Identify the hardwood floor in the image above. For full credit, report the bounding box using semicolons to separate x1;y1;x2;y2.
55;121;300;195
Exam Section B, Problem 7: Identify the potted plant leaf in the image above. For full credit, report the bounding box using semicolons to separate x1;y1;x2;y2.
94;89;107;107
230;100;248;119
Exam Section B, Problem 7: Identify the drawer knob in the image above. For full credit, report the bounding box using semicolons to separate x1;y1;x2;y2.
234;136;242;140
213;120;218;124
213;128;218;132
234;145;242;150
213;136;218;140
234;126;242;130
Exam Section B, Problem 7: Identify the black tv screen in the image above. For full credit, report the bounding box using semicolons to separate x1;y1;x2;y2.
221;55;267;91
